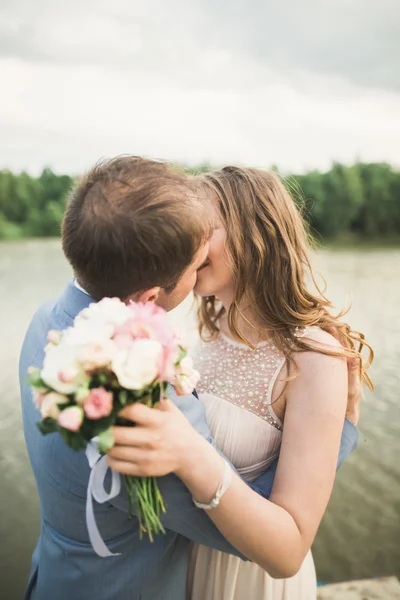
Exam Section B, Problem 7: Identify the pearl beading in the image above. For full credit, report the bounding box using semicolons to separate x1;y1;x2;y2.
192;333;285;432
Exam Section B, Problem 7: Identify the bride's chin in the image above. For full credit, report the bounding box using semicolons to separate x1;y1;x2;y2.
194;269;217;297
193;281;210;297
193;284;206;296
194;286;217;298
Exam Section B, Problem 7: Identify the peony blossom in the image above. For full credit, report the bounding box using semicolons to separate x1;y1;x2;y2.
58;406;84;431
112;339;163;390
84;388;113;420
40;392;69;420
126;302;173;345
114;319;155;343
41;341;89;394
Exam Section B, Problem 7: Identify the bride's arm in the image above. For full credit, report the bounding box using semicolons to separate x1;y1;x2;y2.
107;334;347;578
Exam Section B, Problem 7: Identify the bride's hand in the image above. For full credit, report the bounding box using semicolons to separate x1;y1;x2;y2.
106;399;206;478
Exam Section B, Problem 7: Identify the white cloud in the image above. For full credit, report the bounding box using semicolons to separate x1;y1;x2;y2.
0;0;399;174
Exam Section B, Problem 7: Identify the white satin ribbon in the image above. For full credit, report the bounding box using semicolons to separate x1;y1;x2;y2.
85;438;122;557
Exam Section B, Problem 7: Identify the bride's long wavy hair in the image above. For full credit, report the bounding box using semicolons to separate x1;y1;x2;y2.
196;166;373;389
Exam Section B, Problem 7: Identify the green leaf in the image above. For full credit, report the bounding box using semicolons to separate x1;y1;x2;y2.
83;413;115;437
98;426;115;454
59;427;87;452
141;394;153;407
70;433;87;452
176;346;187;365
27;369;47;390
37;418;58;435
151;384;162;407
97;373;108;386
119;389;128;406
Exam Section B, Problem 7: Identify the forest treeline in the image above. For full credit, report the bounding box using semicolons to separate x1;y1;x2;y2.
0;162;399;241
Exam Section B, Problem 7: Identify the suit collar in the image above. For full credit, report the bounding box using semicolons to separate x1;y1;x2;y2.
59;280;96;320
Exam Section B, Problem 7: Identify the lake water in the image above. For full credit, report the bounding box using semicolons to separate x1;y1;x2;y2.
1;239;399;598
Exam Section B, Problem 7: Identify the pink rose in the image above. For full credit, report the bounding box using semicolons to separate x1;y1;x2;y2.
84;388;113;420
58;406;84;431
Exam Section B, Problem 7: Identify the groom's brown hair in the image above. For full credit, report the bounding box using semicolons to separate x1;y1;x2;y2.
62;156;209;300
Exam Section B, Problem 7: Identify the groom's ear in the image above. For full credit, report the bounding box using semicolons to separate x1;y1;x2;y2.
134;287;161;304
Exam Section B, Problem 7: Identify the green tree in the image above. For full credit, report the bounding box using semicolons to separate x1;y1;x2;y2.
355;163;399;236
0;163;399;242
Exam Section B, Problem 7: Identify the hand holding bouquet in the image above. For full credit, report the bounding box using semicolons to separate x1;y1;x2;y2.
28;298;199;542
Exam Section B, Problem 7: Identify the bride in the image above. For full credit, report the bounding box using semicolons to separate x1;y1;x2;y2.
107;166;373;599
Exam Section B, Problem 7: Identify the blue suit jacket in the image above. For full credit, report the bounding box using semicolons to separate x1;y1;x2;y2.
19;282;358;600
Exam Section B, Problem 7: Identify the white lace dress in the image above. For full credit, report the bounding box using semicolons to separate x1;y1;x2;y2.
187;332;317;600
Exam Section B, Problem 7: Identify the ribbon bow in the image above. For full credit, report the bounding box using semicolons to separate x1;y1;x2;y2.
85;438;122;557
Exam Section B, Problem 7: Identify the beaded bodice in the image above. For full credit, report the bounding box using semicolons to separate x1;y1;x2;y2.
192;332;285;432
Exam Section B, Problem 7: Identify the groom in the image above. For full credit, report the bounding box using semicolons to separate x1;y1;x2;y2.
19;156;359;600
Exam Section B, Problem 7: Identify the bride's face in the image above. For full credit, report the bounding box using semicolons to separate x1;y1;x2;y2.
157;242;209;311
194;222;235;299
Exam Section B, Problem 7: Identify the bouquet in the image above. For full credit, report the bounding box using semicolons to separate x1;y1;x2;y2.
28;298;199;542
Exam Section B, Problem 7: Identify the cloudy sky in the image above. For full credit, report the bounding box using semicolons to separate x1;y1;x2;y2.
0;0;399;174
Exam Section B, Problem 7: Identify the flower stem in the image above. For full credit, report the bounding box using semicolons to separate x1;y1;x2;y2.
123;475;165;541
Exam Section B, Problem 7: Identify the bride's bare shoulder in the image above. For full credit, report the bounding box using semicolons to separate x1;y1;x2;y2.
299;326;344;354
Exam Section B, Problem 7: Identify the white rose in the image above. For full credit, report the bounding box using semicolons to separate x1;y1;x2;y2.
174;356;200;396
40;392;69;420
41;341;89;394
112;339;163;390
77;298;130;328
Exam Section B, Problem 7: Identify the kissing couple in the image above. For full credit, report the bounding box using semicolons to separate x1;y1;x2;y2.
20;156;373;600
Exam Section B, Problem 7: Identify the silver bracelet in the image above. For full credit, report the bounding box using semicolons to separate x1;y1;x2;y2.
192;460;232;510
